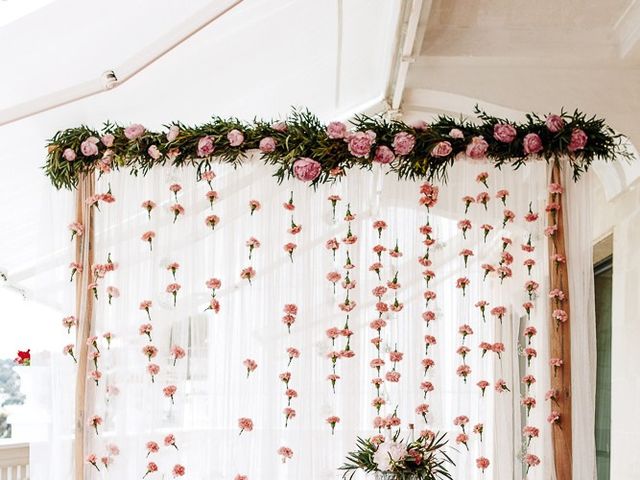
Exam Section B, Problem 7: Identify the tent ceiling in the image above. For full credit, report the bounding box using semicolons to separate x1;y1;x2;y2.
0;0;402;297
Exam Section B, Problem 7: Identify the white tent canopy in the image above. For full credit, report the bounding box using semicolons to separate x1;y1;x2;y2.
0;0;402;305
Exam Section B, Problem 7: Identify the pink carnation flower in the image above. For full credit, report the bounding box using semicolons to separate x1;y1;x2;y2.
238;417;254;434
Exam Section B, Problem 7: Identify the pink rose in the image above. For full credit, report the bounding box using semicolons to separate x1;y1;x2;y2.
431;141;452;157
327;121;347;139
124;124;145;140
197;136;215;157
148;145;161;160
259;137;276;153
466;136;489;159
568;128;588;152
293;157;322;182
523;133;543;154
374;145;395;164
493;123;517;143
63;148;77;161
227;129;244;147
545;114;565;133
449;128;464;139
392;132;416;156
80;139;99;157
101;134;114;147
347;131;375;158
167;125;180;142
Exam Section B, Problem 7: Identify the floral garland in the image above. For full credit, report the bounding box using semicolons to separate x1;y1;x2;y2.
44;108;630;190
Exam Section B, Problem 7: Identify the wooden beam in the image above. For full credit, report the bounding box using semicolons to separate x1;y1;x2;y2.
73;173;95;480
547;159;572;480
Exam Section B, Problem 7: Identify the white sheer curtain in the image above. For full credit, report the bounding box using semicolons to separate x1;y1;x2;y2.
32;155;596;479
565;170;597;480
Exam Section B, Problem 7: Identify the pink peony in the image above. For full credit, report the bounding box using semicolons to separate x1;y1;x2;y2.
392;132;416;155
545;114;565;132
374;145;395;164
227;129;244;146
411;120;429;131
166;125;180;142
523;133;543;154
568;128;588;152
62;148;77;161
124;124;145;140
101;134;115;147
197;136;215;157
81;138;99;157
327;121;347;139
147;145;161;160
293;157;322;181
466;136;489;159
431;141;453;157
259;137;276;153
493;123;517;143
449;128;464;139
272;122;287;132
347;131;375;158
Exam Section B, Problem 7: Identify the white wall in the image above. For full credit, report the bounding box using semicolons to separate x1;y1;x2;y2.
591;173;640;479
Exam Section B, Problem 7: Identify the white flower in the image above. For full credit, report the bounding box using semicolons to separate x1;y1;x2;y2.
373;441;407;472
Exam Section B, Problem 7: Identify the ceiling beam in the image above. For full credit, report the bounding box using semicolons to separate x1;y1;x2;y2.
386;0;431;112
0;0;244;127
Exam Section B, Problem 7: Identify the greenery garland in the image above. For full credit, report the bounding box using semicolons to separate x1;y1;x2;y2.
44;107;631;190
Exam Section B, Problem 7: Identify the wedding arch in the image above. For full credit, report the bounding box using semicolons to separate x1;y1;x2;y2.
40;108;628;480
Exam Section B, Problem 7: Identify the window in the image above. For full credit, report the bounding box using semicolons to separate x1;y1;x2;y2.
594;255;612;480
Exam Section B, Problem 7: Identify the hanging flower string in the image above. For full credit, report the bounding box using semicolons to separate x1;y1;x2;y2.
283;191;300;263
325;203;358;397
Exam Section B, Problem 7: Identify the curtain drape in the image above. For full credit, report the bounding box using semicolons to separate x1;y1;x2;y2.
32;156;594;479
565;170;597;479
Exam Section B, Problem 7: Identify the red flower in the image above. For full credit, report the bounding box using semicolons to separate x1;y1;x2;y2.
15;349;30;366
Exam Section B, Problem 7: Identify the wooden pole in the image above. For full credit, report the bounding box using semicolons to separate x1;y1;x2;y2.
547;159;572;480
73;173;95;480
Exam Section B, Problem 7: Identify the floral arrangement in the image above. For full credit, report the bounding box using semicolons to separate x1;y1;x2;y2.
339;430;453;480
44;108;629;190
